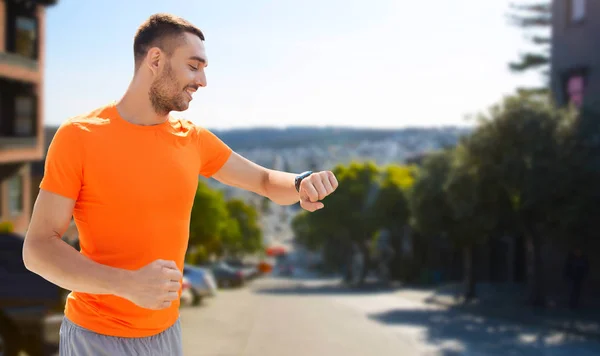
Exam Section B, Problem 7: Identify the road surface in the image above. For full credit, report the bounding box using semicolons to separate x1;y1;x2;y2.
180;276;600;356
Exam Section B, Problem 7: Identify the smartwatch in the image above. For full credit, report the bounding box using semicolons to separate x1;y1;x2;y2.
295;171;313;192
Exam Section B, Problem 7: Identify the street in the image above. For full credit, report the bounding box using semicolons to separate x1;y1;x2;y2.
179;276;600;356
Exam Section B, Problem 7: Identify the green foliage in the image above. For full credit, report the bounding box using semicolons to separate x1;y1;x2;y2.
291;211;320;251
189;180;229;254
308;161;381;242
189;182;263;262
408;150;454;237
0;221;14;233
554;105;600;244
405;93;577;299
507;1;551;93
468;94;575;239
226;199;263;255
218;217;243;256
292;161;416;281
372;165;416;231
185;245;209;265
260;196;271;214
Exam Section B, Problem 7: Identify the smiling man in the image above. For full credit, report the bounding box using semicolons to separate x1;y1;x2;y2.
22;13;338;356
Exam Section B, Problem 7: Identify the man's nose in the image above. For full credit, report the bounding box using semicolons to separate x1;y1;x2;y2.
196;72;207;88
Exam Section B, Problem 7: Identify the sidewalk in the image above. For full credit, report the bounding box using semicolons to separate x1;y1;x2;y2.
395;282;600;339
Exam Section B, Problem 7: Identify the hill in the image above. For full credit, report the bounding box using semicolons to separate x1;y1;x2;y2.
211;126;471;151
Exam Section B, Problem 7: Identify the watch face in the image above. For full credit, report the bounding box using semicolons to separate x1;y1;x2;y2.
295;172;311;192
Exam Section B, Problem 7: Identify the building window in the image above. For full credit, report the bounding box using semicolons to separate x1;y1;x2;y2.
5;2;39;60
565;73;586;108
14;96;35;136
15;16;37;58
569;0;586;23
7;174;23;215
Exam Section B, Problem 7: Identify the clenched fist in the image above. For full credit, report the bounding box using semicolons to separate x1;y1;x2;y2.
120;259;182;310
299;171;339;212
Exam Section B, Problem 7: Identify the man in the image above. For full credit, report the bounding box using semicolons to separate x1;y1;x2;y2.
22;13;338;356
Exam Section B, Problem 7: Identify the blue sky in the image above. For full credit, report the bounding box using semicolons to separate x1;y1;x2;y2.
43;0;543;130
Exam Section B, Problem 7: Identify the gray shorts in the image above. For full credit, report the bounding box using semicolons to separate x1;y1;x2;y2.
59;317;183;356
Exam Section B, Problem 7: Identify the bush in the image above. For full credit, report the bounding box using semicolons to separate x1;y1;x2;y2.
0;221;14;233
186;245;209;266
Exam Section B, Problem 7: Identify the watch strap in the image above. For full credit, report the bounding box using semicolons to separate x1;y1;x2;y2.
295;171;313;192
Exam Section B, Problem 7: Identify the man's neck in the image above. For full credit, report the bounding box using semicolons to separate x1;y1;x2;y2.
116;83;169;126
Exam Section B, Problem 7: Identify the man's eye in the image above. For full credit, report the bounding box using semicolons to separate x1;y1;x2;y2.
189;65;198;71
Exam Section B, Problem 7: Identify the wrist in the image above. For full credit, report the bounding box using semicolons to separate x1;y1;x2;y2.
109;267;134;297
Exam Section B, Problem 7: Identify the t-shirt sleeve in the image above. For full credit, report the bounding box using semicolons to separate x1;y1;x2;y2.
197;127;233;178
39;122;84;200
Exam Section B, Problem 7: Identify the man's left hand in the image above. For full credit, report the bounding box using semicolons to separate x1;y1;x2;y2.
299;171;339;212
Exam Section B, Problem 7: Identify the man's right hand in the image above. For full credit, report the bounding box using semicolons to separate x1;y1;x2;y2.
121;259;183;310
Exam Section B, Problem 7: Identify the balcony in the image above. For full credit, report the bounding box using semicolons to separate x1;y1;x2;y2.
0;0;41;79
0;51;38;71
0;135;36;149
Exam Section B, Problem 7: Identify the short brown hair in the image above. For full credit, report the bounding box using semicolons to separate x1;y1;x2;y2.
133;13;205;69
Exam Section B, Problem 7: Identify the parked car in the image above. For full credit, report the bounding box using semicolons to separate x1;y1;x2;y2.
183;265;217;305
180;276;194;306
210;262;245;288
277;263;294;276
0;233;63;356
223;260;259;280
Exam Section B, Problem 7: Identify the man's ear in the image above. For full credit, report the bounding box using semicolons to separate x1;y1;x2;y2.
145;47;162;76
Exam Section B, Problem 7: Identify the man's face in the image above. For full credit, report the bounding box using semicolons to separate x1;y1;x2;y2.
149;33;208;115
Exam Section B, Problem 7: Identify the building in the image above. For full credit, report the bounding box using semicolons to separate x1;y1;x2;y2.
0;0;57;234
551;0;600;109
551;0;600;304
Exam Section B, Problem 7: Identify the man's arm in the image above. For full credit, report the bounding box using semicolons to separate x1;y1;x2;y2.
212;152;297;205
212;152;338;211
22;190;129;295
23;190;183;310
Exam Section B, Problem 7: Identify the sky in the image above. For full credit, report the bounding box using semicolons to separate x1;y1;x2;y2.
43;0;544;130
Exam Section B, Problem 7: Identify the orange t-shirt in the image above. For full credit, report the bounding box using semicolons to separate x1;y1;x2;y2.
40;102;232;337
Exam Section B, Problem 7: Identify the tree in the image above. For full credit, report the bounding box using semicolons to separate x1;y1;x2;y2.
188;184;265;263
467;93;574;306
372;165;415;231
371;165;416;281
291;161;385;281
188;181;229;263
409;150;458;286
507;1;552;95
409;147;499;299
443;144;503;299
291;209;324;255
260;196;271;214
218;217;243;257
409;150;454;238
225;199;263;255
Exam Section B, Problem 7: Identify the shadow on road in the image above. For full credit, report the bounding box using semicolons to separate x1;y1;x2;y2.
368;307;600;356
252;278;600;355
253;278;402;296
